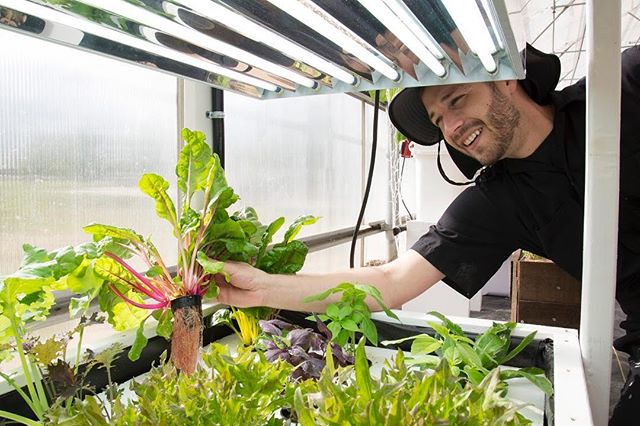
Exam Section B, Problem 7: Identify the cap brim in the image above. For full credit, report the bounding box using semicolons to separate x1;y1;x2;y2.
388;87;442;146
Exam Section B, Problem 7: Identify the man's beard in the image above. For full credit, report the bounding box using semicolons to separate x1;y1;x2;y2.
476;84;521;165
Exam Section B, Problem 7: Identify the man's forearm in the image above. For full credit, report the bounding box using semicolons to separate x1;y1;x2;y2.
259;250;444;312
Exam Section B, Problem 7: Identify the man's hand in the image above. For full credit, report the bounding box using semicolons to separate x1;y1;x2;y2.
215;261;268;308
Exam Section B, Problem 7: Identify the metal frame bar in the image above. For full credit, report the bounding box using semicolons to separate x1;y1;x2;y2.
579;1;621;424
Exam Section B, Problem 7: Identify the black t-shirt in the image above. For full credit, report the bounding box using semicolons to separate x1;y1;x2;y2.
412;46;640;348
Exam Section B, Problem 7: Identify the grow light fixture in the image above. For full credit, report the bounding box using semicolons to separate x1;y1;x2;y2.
0;0;280;92
358;0;445;77
0;0;524;99
75;0;317;89
266;0;400;81
441;0;498;73
172;0;358;86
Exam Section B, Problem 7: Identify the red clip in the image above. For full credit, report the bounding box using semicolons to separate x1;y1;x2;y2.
400;139;413;158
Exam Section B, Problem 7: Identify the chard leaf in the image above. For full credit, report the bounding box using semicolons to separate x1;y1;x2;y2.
49;245;85;278
176;128;214;202
20;243;49;266
139;173;178;230
195;252;225;275
153;309;173;340
144;265;163;278
179;207;201;235
279;215;319;246
83;223;143;244
237;220;258;238
66;258;103;294
98;286;147;331
257;241;308;274
93;257;137;289
128;317;149;361
256;217;285;262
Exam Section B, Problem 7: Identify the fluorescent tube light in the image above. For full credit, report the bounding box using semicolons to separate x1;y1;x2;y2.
0;0;279;92
75;0;317;88
479;0;504;50
441;0;497;73
173;0;357;86
266;0;400;81
358;0;446;77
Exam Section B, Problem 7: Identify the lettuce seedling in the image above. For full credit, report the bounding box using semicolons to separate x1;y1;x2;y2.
382;311;554;397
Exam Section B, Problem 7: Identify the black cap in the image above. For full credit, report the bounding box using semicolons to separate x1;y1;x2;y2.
388;44;561;179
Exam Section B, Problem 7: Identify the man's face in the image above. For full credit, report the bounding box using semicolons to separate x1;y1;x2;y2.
421;82;520;165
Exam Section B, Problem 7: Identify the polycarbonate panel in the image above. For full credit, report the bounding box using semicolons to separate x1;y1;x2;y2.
0;30;178;275
224;91;392;271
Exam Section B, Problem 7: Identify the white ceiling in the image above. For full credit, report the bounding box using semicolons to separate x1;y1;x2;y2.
507;0;640;88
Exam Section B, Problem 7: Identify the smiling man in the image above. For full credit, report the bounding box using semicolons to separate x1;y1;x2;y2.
217;44;640;425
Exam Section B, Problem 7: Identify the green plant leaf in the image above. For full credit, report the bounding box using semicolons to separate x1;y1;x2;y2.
354;337;372;400
153;309;173;340
257;241;308;274
255;217;285;262
427;311;465;336
360;317;378;346
326;303;340;319
499;331;537;365
139;173;178;230
340;318;359;332
410;335;442;354
500;367;554;396
83;223;143;244
128;316;149;361
176;128;214;201
279;215;319;245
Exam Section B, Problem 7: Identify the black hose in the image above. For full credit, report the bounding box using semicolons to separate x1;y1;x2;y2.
350;90;380;268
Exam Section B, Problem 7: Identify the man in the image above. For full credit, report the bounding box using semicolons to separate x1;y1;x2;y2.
217;44;639;424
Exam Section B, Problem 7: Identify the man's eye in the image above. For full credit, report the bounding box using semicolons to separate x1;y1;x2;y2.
451;95;464;107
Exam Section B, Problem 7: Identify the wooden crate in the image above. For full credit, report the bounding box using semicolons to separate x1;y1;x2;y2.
511;255;581;328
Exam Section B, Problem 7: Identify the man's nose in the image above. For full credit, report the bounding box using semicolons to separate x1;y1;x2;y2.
441;112;464;143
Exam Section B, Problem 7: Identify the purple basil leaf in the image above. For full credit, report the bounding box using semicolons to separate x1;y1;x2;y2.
264;348;288;363
297;358;326;380
259;320;283;336
331;342;354;366
314;315;332;339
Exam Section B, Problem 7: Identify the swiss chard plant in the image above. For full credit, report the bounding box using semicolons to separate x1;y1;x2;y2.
56;128;317;356
303;282;399;349
382;311;554;396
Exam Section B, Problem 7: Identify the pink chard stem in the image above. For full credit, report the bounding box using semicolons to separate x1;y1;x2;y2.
104;252;167;303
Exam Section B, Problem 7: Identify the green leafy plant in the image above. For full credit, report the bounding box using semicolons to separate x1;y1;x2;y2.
293;337;532;425
0;242;117;425
211;209;318;346
303;282;399;348
46;128;317;357
382;311;553;396
106;344;301;426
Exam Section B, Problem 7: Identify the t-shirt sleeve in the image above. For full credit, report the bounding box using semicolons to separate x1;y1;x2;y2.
411;185;519;298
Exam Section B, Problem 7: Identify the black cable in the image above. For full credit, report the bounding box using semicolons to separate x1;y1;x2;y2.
350;90;380;268
399;157;414;220
436;141;475;186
